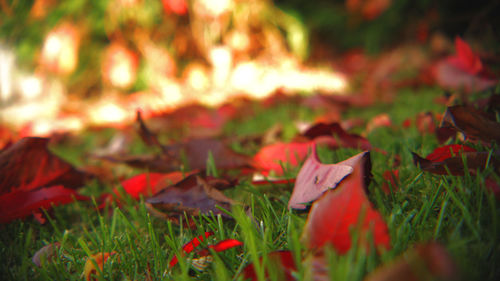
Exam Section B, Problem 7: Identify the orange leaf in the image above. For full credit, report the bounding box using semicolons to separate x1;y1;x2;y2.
83;252;117;281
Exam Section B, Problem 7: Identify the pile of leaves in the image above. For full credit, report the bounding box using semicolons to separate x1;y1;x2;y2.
1;37;500;281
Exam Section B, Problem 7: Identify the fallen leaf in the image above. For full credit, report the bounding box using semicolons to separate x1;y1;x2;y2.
447;37;483;75
439;105;500;144
346;0;393;20
191;239;243;271
381;169;399;194
102;115;250;173
0;185;89;224
302;154;390;254
253;141;316;175
412;150;499;176
169;232;242;270
300;122;371;150
136;111;166;152
288;146;369;209
242;250;297;281
434;37;497;93
0;137;88;195
364;243;457;281
169;232;213;267
83;252;117;281
166;138;251;171
97;154;178;173
485;178;500;200
425;144;476;162
32;242;61;267
117;171;185;200
366;114;392;133
146;175;235;218
253;130;369;176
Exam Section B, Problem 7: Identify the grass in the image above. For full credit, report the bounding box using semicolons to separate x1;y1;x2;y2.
1;87;499;280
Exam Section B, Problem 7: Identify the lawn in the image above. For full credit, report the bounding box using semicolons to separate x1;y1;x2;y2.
1;86;499;281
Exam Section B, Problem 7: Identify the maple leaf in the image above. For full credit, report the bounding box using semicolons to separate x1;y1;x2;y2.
0;137;88;195
288;146;369;209
0;185;89;224
302;154;390;254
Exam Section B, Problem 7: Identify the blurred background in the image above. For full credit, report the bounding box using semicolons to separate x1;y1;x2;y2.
0;0;498;135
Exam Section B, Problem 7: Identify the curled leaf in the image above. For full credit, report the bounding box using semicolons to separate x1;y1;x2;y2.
302;154;390;254
288;146;369;209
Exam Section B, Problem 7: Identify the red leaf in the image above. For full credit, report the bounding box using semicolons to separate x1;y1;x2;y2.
434;38;497;93
288;146;368;209
118;171;185;200
0;137;88;195
365;243;457;281
162;0;188;15
209;239;243;252
485;178;500;200
253;141;315;175
425;144;476;162
242;250;297;281
169;232;213;267
302;155;390;254
434;62;497;93
382;169;399;194
0;185;89;224
447;37;483;75
412;151;499;176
